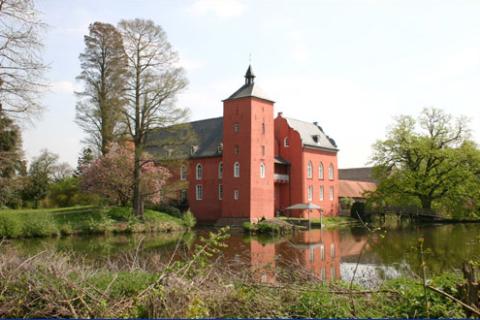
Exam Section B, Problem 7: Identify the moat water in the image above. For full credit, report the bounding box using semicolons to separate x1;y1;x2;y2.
5;223;480;285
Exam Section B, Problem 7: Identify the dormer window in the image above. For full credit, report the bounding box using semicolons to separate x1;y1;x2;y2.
191;145;198;155
312;135;320;144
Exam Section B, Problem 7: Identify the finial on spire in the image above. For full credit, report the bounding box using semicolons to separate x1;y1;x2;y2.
245;64;255;85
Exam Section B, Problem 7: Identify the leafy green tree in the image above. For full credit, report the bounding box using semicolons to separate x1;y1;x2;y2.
0;111;25;207
22;150;59;208
371;108;480;216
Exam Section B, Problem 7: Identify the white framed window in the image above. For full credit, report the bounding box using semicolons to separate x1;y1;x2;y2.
218;162;223;179
234;189;239;200
195;185;203;200
329;186;334;201
260;162;266;178
284;137;289;147
195;163;203;180
307;185;313;201
328;164;334;180
319;186;324;201
180;165;187;181
307;161;313;179
233;122;239;133
318;162;324;180
234;161;240;178
218;184;223;200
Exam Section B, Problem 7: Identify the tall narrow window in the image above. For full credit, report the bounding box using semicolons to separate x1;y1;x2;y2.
195;185;203;200
195;163;203;180
180;165;187;181
328;164;334;180
284;137;289;147
320;243;325;260
329;186;334;201
234;162;240;178
262;122;265;134
260;162;266;178
234;189;239;200
318;162;324;180
319;186;324;201
330;243;336;258
218;162;223;179
218;184;223;200
307;185;313;201
234;145;240;155
261;145;265;156
180;189;187;201
307;161;313;179
233;122;239;133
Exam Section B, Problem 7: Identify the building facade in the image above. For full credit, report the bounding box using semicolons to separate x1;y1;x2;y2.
151;66;339;223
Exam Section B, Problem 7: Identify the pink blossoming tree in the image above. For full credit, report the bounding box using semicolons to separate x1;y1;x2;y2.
80;143;171;206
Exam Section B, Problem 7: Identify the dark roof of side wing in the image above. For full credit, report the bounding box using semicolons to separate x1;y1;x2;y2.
284;117;338;151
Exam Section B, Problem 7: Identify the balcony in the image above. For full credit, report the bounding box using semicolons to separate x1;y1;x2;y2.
274;173;289;183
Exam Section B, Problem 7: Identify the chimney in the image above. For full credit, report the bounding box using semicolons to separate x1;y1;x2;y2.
313;121;318;126
278;112;283;117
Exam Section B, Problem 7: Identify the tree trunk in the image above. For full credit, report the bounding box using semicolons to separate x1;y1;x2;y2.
132;144;144;219
420;197;432;211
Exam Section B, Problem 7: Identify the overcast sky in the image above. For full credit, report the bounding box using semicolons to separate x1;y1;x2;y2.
24;0;480;168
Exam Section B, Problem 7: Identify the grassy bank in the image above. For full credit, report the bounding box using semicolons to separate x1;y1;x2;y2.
0;244;471;318
0;206;186;238
243;219;300;235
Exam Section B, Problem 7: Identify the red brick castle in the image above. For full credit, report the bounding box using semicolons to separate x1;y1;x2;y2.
151;66;339;223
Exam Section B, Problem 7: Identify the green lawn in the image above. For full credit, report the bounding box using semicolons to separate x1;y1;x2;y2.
0;206;185;238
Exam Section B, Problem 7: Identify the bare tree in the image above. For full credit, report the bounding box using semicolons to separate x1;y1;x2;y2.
0;0;47;121
118;19;188;218
76;22;127;155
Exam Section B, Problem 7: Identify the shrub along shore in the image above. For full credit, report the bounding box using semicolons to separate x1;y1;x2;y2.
0;206;187;238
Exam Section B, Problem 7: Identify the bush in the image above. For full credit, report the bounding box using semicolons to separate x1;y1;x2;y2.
153;204;182;218
182;210;196;229
0;213;22;238
21;213;59;237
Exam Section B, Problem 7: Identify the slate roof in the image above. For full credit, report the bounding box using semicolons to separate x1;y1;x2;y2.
145;117;224;159
339;167;376;183
225;65;274;102
284;117;338;151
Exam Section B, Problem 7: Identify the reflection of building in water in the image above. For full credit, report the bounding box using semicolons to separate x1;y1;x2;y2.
280;229;341;282
250;240;276;283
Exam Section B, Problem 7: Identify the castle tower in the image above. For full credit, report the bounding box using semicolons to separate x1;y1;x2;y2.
221;65;275;221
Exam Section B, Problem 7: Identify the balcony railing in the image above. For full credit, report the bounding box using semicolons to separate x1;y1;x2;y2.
274;173;289;183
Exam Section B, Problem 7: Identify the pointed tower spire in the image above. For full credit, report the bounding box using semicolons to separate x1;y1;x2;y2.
245;65;255;85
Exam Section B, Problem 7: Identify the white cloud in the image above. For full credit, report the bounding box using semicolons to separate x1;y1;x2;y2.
50;81;79;94
188;0;246;18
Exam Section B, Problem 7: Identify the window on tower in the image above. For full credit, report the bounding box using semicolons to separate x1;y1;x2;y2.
234;189;240;200
261;145;265;156
218;184;223;200
284;137;289;147
234;162;240;177
233;122;239;133
260;162;266;178
234;145;240;155
262;122;265;134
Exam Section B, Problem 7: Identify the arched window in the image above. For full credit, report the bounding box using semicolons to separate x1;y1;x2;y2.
318;162;324;180
319;186;324;201
307;161;313;179
328;164;334;180
260;162;266;178
329;186;334;201
195;185;203;200
234;162;240;178
307;185;313;201
180;165;187;181
195;163;203;180
234;189;240;200
218;162;223;179
284;137;289;147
